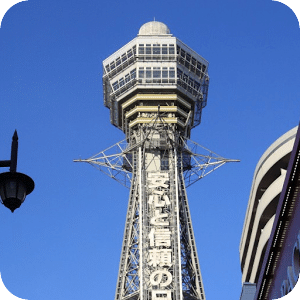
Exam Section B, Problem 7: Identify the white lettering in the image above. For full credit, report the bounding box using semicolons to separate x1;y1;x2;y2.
150;270;173;287
148;249;172;267
148;228;171;247
150;210;169;226
148;195;170;207
147;172;173;297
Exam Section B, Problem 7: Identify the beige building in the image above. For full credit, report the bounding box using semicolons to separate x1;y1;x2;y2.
239;126;298;285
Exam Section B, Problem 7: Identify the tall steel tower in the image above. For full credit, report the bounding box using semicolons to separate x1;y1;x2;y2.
75;21;237;300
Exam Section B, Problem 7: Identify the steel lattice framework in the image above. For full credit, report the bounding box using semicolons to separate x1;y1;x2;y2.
75;21;238;300
75;130;237;189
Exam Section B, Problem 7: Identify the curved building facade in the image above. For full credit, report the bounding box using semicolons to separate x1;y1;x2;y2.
240;126;298;284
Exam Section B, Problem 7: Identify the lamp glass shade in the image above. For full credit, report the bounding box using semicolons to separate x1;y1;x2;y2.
17;181;27;202
4;180;17;198
0;172;34;212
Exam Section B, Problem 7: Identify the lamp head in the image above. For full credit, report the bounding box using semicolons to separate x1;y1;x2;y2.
0;172;35;212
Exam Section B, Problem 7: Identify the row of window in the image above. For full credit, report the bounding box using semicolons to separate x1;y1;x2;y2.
105;45;208;86
112;69;136;92
138;67;175;79
105;44;207;75
177;69;202;93
138;44;175;55
105;45;137;74
177;46;206;71
111;68;203;98
112;67;176;92
177;45;207;78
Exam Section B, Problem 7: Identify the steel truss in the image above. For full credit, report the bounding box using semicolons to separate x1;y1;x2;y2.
75;117;238;300
74;138;238;189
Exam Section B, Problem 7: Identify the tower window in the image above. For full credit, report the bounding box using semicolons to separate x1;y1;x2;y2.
169;68;175;78
162;45;168;55
153;45;161;55
146;68;152;78
169;44;175;54
139;68;145;78
139;44;144;54
146;45;151;55
153;67;161;78
162;67;168;78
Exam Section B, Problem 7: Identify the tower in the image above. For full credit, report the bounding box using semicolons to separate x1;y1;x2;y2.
75;21;237;300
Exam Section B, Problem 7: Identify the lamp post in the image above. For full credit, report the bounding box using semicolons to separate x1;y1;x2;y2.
0;131;34;212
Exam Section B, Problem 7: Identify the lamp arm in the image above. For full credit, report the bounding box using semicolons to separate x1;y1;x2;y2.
10;130;18;172
0;160;11;168
0;130;18;172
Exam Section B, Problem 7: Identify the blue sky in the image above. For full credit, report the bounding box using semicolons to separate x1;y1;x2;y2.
0;0;299;299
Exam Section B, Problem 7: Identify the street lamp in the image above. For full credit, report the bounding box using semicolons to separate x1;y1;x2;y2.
0;131;34;212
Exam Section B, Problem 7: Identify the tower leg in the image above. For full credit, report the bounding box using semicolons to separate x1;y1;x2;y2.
115;150;140;300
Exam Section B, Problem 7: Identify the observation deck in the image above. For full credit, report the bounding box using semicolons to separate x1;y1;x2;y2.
103;21;209;137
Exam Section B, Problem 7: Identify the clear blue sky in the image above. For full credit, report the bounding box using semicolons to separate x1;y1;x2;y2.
0;0;299;299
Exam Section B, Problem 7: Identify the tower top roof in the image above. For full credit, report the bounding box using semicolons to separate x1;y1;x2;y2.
138;21;171;36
